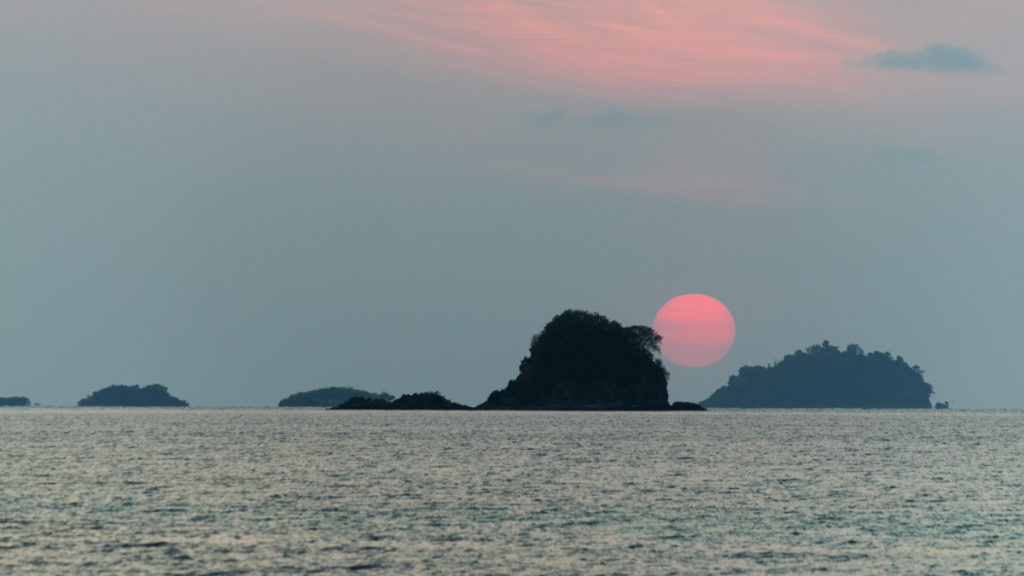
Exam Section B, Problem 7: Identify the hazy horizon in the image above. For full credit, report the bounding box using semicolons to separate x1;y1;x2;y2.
4;1;1022;408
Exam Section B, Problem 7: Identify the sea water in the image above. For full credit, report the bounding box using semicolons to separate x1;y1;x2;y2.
2;408;1022;575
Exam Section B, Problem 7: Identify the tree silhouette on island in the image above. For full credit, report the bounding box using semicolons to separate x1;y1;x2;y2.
702;340;934;408
334;309;705;411
333;391;471;410
279;386;394;407
0;396;31;407
78;384;188;407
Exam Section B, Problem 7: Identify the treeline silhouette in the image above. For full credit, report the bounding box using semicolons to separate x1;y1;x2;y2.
279;387;394;407
703;340;933;408
0;396;30;407
333;391;470;410
78;384;189;407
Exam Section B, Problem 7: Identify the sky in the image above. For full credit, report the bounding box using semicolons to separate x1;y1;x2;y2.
3;0;1022;408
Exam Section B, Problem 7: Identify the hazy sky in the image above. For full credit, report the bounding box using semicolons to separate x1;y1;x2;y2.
4;1;1022;407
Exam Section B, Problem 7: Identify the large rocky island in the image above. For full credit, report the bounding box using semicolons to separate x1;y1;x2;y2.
702;341;934;408
479;309;701;410
78;384;189;407
279;386;394;407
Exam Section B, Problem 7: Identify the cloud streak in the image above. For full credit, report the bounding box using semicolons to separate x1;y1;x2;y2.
293;0;882;95
861;44;993;73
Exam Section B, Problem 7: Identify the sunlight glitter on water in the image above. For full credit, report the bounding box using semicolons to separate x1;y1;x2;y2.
2;408;1023;574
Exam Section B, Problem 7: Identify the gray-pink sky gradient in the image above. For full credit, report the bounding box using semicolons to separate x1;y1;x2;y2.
3;0;1022;407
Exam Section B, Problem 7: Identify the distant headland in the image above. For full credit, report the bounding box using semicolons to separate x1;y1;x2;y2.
333;310;706;411
78;384;189;407
0;396;31;407
702;340;934;409
279;387;394;407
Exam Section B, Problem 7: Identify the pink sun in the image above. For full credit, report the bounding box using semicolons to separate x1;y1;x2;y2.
653;294;735;367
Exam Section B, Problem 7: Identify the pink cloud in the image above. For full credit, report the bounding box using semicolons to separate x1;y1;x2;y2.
293;0;883;95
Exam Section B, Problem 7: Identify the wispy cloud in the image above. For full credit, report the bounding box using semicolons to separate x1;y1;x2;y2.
291;0;882;95
861;44;994;73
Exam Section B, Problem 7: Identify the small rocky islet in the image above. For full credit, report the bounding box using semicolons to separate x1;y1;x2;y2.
332;391;471;410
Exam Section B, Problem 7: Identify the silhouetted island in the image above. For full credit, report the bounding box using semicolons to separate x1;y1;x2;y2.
279;386;394;407
332;391;470;410
0;396;31;407
329;310;707;411
77;384;189;407
478;310;680;410
702;341;934;408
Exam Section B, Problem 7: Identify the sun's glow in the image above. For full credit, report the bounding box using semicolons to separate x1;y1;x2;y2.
653;294;735;367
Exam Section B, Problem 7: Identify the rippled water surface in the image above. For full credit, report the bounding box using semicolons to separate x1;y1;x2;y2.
2;409;1023;574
